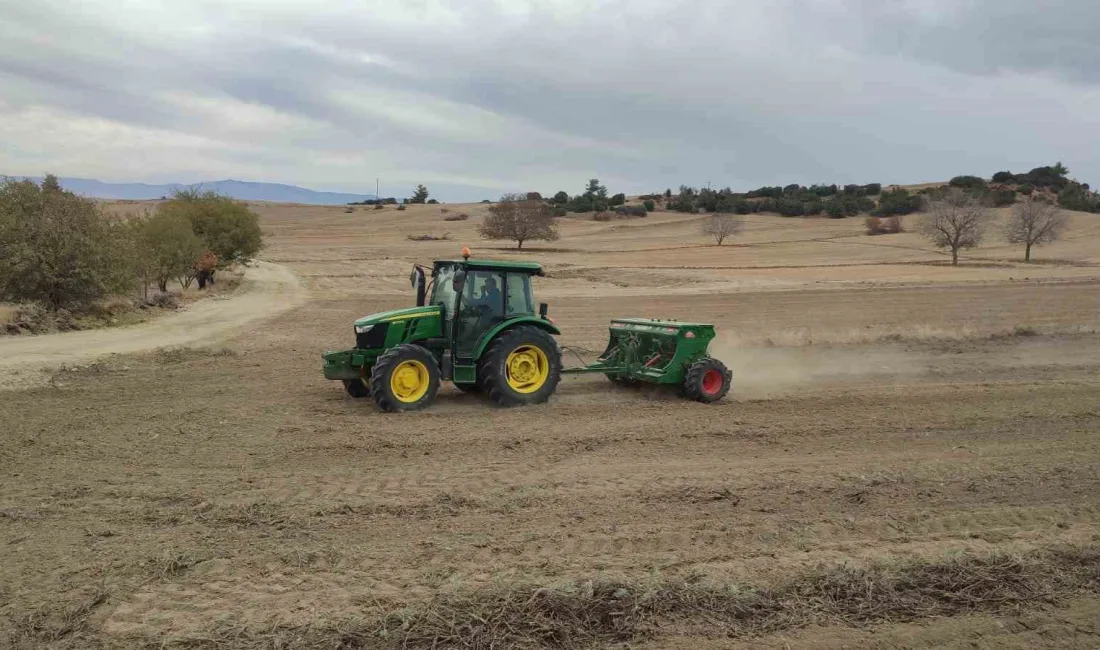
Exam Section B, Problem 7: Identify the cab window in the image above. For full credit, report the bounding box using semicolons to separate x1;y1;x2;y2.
505;273;533;316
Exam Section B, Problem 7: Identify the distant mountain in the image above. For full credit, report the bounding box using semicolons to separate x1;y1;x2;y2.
11;177;376;205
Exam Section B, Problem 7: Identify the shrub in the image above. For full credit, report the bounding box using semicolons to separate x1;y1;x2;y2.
592;211;613;222
643;199;656;212
551;191;569;205
133;210;207;293
0;176;134;309
344;206;354;213
427;198;439;204
873;188;922;217
397;204;407;211
881;215;904;234
865;216;883;235
553;206;567;217
526;192;542;201
949;175;988;191
609;193;626;206
443;213;469;222
614;205;648;217
406;232;450;241
988;189;1017;207
863;183;882;196
1018;184;1034;196
992;171;1015;183
702;213;743;245
158;190;263;266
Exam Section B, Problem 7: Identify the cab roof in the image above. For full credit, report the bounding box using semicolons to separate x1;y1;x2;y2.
434;259;544;275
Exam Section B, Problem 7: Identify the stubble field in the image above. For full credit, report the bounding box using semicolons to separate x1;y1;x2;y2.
2;200;1099;648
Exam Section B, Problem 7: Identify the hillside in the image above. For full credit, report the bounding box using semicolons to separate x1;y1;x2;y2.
9;177;376;205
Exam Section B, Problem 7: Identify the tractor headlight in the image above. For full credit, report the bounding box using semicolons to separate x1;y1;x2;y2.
355;324;374;334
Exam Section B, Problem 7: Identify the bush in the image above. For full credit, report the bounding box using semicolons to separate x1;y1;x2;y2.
553;206;567;217
863;183;882;196
0;176;134;309
873;188;922;217
592;211;613;222
344;206;354;213
1057;183;1100;212
614;205;648;218
133;210;207;293
988;189;1017;207
443;213;469;222
992;171;1015;183
550;191;569;205
865;215;902;235
406;232;450;241
427;198;439;204
609;193;626;206
1018;184;1034;196
397;204;407;211
949;175;988;191
865;216;883;235
643;199;656;212
526;192;542;201
158;190;263;266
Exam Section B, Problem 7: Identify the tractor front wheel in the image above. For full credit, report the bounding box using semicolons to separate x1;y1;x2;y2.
370;345;440;412
683;357;731;403
479;326;562;407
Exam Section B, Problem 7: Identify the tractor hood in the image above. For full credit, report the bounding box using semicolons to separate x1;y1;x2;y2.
353;305;440;330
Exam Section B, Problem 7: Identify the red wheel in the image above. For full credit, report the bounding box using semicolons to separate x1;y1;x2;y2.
701;369;724;396
684;358;731;403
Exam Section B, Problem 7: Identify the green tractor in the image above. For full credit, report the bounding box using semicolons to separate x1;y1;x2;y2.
322;251;731;412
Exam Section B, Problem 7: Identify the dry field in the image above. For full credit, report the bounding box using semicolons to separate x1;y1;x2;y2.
2;201;1100;648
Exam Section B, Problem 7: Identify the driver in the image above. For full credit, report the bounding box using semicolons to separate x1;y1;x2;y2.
479;277;501;307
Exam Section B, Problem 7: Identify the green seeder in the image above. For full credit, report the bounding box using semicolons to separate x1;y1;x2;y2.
322;249;731;412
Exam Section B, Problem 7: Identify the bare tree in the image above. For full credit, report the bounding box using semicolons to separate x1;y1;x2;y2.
1004;197;1068;262
478;193;560;249
918;189;990;265
702;213;743;245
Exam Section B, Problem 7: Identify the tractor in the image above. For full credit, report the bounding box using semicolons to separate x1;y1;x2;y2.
322;248;731;412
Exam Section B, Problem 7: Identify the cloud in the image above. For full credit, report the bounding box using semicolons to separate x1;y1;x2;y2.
1;0;1097;200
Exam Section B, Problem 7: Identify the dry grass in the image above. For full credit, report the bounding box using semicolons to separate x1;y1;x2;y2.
114;545;1099;649
406;232;452;241
0;303;17;324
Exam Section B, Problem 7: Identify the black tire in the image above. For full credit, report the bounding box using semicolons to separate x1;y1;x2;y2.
343;377;371;398
478;326;562;407
370;345;441;412
682;357;731;403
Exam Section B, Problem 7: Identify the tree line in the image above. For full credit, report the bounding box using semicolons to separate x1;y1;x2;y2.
0;175;264;311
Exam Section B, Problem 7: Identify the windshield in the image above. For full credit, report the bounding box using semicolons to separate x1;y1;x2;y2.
430;264;458;318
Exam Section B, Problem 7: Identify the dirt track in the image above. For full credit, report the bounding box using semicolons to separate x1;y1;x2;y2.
2;202;1099;648
0;261;305;388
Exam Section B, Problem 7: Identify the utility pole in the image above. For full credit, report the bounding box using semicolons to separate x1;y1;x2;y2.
376;177;379;200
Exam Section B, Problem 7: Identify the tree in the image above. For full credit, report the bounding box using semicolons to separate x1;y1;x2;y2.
139;210;207;292
918;189;990;265
157;190;263;266
1004;198;1069;262
41;174;62;192
0;177;133;309
609;193;626;206
411;184;430;204
584;179;607;200
702;213;743;245
551;191;569;205
478;193;559;249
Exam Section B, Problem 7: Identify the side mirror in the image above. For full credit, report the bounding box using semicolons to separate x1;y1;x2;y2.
411;266;426;306
452;271;466;294
539;302;548;318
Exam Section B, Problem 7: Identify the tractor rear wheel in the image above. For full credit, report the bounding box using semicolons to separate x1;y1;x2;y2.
479;326;562;407
343;377;371;398
683;357;731;403
370;345;440;412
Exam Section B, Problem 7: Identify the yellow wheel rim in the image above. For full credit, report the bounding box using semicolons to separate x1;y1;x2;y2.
505;345;549;394
389;360;430;403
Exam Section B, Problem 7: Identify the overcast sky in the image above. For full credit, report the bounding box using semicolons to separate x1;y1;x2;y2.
1;0;1097;201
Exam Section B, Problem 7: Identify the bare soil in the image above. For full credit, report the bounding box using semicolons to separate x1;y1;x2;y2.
1;201;1099;648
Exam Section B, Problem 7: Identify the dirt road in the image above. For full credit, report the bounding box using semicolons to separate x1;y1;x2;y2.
0;261;305;387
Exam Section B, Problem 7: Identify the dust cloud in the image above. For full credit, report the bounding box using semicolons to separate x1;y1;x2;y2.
708;335;925;399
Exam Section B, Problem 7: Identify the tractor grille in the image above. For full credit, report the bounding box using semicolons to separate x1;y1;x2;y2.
356;323;388;350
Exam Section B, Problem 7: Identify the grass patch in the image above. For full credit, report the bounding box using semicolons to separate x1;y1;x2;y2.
115;544;1100;648
406;232;452;241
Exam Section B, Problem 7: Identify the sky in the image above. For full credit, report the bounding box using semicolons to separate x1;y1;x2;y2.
1;0;1098;202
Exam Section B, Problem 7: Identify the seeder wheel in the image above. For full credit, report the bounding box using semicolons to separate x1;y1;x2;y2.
682;357;731;403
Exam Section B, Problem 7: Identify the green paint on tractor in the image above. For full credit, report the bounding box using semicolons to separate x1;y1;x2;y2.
322;252;731;412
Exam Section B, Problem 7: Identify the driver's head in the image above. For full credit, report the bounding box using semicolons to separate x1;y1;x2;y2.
484;277;498;292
